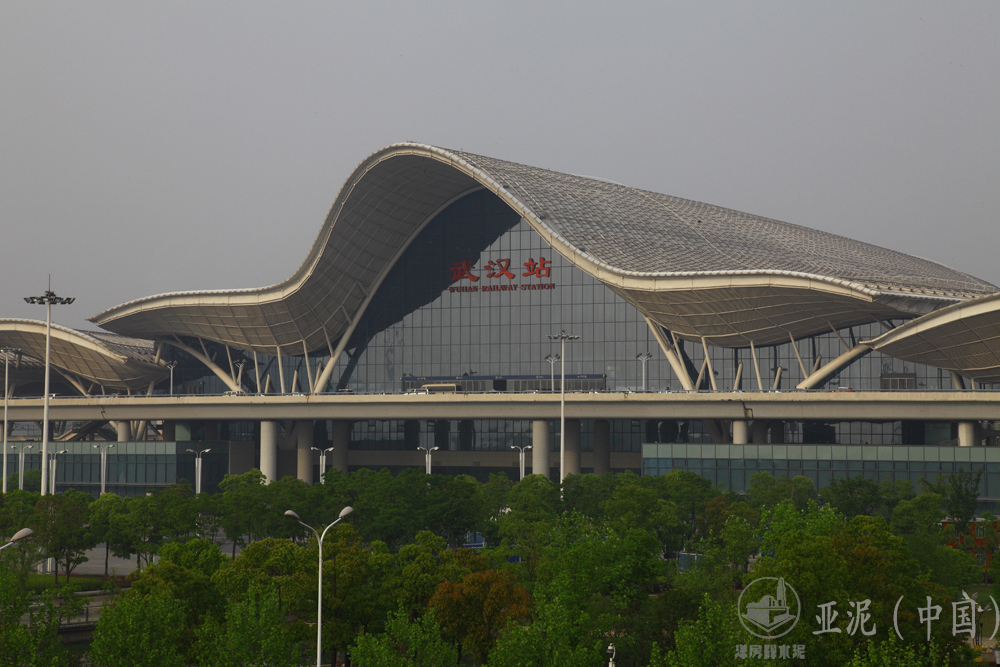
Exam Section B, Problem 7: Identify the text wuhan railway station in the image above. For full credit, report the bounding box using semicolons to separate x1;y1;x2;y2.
2;144;999;502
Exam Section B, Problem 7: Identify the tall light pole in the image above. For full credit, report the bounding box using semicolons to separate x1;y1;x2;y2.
2;347;21;494
547;330;579;483
186;448;211;495
545;354;560;392
48;449;67;495
93;443;115;495
511;444;532;480
165;361;178;395
418;444;439;475
0;527;33;553
637;352;653;392
311;446;334;484
24;288;74;497
12;444;32;490
285;507;353;667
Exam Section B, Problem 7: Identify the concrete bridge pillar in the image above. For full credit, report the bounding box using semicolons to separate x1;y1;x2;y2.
116;421;131;442
593;420;611;475
260;421;278;483
330;421;350;474
531;420;549;479
297;420;314;483
733;420;749;445
958;421;978;447
160;420;175;441
565;419;581;477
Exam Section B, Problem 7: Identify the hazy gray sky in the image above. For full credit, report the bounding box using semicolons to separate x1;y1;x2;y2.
2;2;997;331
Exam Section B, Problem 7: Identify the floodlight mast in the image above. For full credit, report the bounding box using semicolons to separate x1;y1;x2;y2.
547;330;579;483
2;347;22;494
23;288;74;497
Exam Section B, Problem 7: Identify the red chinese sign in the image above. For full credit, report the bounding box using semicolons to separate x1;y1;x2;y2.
449;257;556;293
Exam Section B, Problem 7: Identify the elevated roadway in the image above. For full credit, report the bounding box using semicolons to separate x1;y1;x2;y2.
5;390;999;423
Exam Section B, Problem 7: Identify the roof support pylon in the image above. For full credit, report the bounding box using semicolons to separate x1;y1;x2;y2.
795;343;871;390
643;317;693;390
162;336;243;394
701;337;718;391
750;340;763;391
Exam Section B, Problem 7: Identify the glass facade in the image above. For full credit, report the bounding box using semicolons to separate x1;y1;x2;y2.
136;188;995;484
641;442;1000;506
3;442;231;497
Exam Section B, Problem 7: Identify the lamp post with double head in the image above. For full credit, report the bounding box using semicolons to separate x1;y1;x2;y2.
165;361;178;395
544;354;560;392
636;352;653;392
285;507;353;667
12;444;32;491
48;449;67;495
24;288;74;497
0;527;33;553
547;330;579;483
2;347;22;494
418;444;439;475
511;444;532;480
311;446;335;484
186;448;211;495
93;443;115;495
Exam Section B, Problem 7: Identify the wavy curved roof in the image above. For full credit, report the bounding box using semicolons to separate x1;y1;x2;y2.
866;292;1000;384
90;143;997;352
0;319;166;391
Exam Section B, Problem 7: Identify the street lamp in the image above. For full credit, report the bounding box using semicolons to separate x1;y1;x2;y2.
93;443;115;495
311;446;335;484
511;444;532;480
0;527;33;553
285;507;353;667
2;347;22;494
24;288;74;497
186;448;211;495
418;444;439;475
165;361;178;395
636;352;653;392
544;354;560;392
11;444;32;491
547;330;579;483
48;449;67;495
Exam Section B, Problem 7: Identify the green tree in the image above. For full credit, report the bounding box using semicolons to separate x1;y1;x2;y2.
89;589;187;667
351;607;458;667
846;637;947;666
0;567;69;667
0;489;43;586
823;475;882;520
649;595;741;667
921;468;984;535
196;584;302;667
217;469;270;557
746;471;817;512
89;492;128;576
158;537;228;578
497;474;560;581
474;472;514;547
212;537;313;617
30;489;95;583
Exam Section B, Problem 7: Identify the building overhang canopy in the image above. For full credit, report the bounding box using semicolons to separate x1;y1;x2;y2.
0;319;166;390
864;292;1000;384
89;143;998;353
